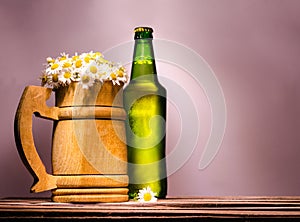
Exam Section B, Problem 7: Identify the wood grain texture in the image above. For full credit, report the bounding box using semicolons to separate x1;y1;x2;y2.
52;188;129;195
14;86;59;193
55;81;124;107
53;81;127;176
58;106;126;120
0;197;300;221
52;194;129;203
14;82;128;202
54;175;128;188
52;119;127;175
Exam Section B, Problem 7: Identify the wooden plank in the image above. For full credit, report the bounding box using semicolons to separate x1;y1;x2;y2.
0;197;300;220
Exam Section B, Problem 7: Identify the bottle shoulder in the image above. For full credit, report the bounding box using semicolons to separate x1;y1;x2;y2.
124;79;166;94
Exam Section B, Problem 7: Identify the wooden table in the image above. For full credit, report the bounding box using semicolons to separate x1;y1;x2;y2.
1;196;300;221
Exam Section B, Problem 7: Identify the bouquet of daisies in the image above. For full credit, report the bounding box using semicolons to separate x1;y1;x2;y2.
40;51;128;89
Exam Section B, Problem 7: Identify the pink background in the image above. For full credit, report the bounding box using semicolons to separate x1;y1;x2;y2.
1;0;300;198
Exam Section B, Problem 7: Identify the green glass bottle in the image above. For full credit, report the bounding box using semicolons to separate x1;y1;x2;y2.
123;27;167;199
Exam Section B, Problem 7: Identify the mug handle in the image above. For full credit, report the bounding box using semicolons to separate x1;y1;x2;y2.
14;86;59;193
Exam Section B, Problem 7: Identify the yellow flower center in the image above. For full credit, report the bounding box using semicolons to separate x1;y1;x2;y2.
81;75;90;83
63;62;72;68
91;52;102;59
51;63;59;70
64;72;72;79
89;65;97;74
52;74;59;82
72;55;79;61
143;193;152;201
41;75;48;84
75;60;82;68
59;56;67;61
110;73;117;80
47;57;55;63
84;56;91;63
117;70;124;77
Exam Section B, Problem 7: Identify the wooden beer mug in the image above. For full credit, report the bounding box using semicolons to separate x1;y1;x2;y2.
14;81;128;202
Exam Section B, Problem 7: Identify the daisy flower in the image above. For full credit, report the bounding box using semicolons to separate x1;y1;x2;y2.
108;66;127;85
48;73;61;88
80;52;92;65
40;73;51;87
71;53;80;61
59;70;73;85
86;60;101;80
59;52;69;61
108;72;119;85
40;51;128;89
79;72;94;89
89;51;103;61
73;58;83;75
137;186;157;203
45;62;62;75
97;63;111;82
116;66;127;83
61;59;73;72
46;57;55;64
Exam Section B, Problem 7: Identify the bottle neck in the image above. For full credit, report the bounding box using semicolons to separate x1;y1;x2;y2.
130;38;157;81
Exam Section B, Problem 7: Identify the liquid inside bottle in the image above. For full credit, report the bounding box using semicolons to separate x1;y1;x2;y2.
123;27;167;199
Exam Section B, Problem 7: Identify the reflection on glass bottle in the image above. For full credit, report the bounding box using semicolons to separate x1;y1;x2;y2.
123;27;167;199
